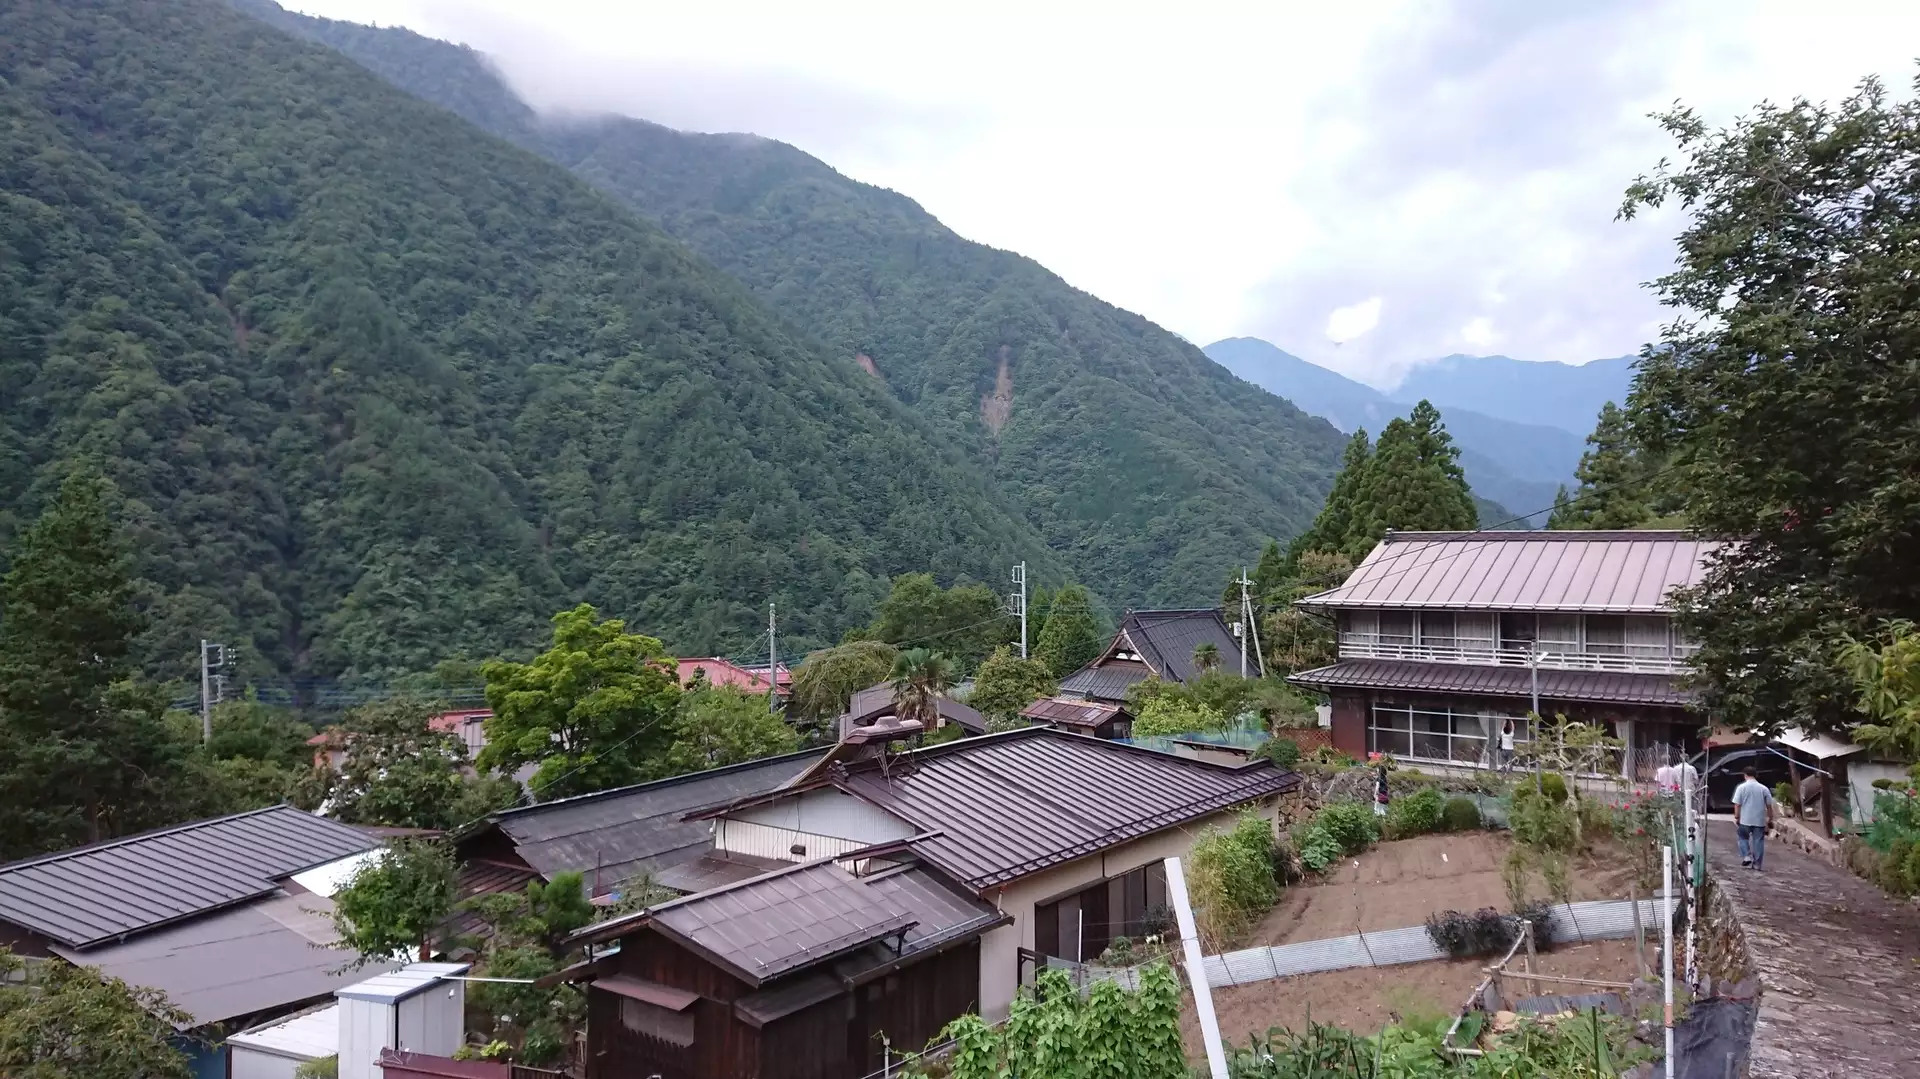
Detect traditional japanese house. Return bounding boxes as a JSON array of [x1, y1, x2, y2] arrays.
[[1057, 608, 1246, 705], [1287, 530, 1719, 778], [1019, 697, 1133, 739], [568, 854, 1002, 1079]]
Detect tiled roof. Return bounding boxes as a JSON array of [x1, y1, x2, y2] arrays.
[[1299, 530, 1721, 613], [1287, 658, 1692, 707], [0, 806, 377, 949], [1058, 660, 1153, 702], [677, 658, 790, 693], [1122, 609, 1243, 683], [838, 682, 985, 735], [470, 750, 826, 887], [1021, 697, 1127, 728], [836, 728, 1297, 890]]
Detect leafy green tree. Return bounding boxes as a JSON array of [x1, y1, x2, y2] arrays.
[[1261, 549, 1351, 674], [889, 648, 955, 730], [1132, 696, 1229, 737], [1344, 402, 1477, 554], [0, 948, 192, 1079], [663, 685, 801, 774], [480, 605, 682, 799], [1618, 76, 1920, 733], [789, 640, 898, 721], [0, 472, 185, 858], [967, 646, 1058, 727], [1841, 621, 1920, 761], [869, 574, 1012, 670], [1192, 642, 1222, 673], [322, 697, 472, 831], [1547, 403, 1686, 530], [1032, 584, 1104, 678], [330, 839, 457, 967], [1283, 430, 1372, 571], [454, 871, 596, 1065], [204, 700, 315, 770]]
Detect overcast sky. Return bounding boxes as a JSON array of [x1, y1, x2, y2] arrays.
[[289, 0, 1920, 387]]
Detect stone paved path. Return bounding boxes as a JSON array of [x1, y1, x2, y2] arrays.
[[1705, 819, 1920, 1078]]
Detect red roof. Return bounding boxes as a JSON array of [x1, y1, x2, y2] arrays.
[[676, 658, 791, 693], [429, 709, 491, 733]]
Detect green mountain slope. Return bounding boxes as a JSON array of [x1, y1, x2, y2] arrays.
[[0, 0, 1063, 682], [237, 2, 1347, 606]]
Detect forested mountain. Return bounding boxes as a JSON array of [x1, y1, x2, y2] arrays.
[[1205, 337, 1572, 520], [0, 0, 1068, 683], [1391, 354, 1638, 436], [236, 1, 1348, 607]]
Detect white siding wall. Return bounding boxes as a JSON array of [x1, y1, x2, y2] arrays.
[[395, 979, 463, 1054], [1850, 762, 1911, 824], [229, 1049, 304, 1079], [714, 820, 874, 862], [976, 802, 1275, 1020], [335, 997, 387, 1079], [717, 788, 913, 861]]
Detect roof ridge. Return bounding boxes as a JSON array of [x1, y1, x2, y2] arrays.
[[1381, 529, 1704, 542], [0, 804, 319, 875], [486, 747, 828, 821]]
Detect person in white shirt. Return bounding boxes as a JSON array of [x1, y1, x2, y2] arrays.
[[1497, 719, 1517, 772], [1731, 766, 1776, 870], [1653, 760, 1676, 793], [1673, 757, 1701, 800]]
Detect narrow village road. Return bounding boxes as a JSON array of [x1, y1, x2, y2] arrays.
[[1705, 820, 1920, 1078]]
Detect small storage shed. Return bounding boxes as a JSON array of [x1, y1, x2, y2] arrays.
[[336, 963, 471, 1079], [1019, 697, 1133, 740], [228, 1004, 338, 1079], [569, 856, 1004, 1079]]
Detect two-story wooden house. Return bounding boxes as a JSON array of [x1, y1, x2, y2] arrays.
[[1287, 530, 1719, 778]]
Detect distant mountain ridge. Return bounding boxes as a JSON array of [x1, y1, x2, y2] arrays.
[[1204, 338, 1602, 521], [237, 0, 1351, 608], [1391, 353, 1638, 437]]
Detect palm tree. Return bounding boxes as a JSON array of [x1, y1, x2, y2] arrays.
[[1193, 642, 1222, 673], [890, 648, 954, 730]]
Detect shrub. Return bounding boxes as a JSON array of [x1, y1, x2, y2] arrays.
[[1442, 796, 1482, 832], [1315, 801, 1380, 854], [1873, 777, 1896, 790], [1423, 907, 1518, 958], [1773, 781, 1795, 809], [1538, 849, 1572, 904], [1296, 824, 1342, 873], [1262, 736, 1302, 769], [1502, 846, 1532, 909], [1577, 797, 1615, 840], [1510, 785, 1578, 851], [1384, 787, 1444, 839], [1537, 772, 1569, 804], [1189, 814, 1279, 945]]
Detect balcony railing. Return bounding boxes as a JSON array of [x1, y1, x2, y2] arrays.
[[1337, 636, 1691, 675]]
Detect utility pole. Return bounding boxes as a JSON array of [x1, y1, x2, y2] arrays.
[[1238, 568, 1251, 678], [199, 639, 227, 744], [766, 602, 778, 713], [1009, 561, 1028, 658]]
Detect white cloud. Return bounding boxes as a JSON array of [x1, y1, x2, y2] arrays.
[[1459, 316, 1496, 349], [1325, 297, 1385, 345], [285, 0, 1920, 384]]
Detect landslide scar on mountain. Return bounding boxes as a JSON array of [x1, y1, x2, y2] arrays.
[[854, 352, 880, 378], [981, 345, 1013, 435]]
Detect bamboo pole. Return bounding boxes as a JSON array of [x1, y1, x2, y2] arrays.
[[1664, 845, 1675, 1079], [1631, 883, 1647, 977]]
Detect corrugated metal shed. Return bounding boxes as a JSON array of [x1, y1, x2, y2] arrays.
[[336, 962, 471, 1004], [1299, 530, 1720, 612], [837, 728, 1297, 890], [47, 893, 392, 1027], [228, 1002, 340, 1062], [1287, 657, 1691, 707], [0, 805, 377, 949], [471, 749, 826, 887]]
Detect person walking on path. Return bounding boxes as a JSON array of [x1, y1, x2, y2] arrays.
[[1733, 765, 1776, 870], [1374, 760, 1391, 818]]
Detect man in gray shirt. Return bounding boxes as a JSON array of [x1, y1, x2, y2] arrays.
[[1732, 766, 1775, 870]]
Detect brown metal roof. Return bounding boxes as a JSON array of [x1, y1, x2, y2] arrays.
[[834, 728, 1298, 890], [1021, 697, 1127, 728], [0, 805, 377, 949], [1120, 609, 1244, 682], [583, 861, 919, 986], [1057, 659, 1153, 702], [1299, 530, 1721, 613], [1287, 658, 1693, 707], [593, 974, 699, 1010]]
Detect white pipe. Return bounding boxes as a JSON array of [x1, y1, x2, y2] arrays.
[[1165, 857, 1228, 1079], [1663, 844, 1675, 1079], [1683, 780, 1697, 990]]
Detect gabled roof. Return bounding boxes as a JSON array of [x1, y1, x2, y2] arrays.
[[1287, 658, 1692, 708], [573, 856, 1004, 988], [463, 749, 826, 886], [46, 893, 390, 1028], [718, 727, 1298, 892], [1298, 530, 1721, 613], [1021, 697, 1128, 728], [0, 805, 377, 950], [677, 658, 790, 693], [1112, 608, 1243, 684], [1058, 660, 1154, 702], [838, 681, 986, 735]]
